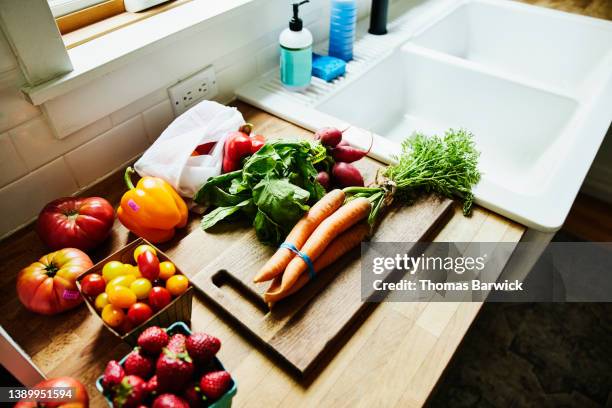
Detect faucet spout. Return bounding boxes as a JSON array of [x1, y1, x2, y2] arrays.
[[369, 0, 389, 35]]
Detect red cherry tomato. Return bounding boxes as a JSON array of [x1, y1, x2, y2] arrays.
[[250, 135, 265, 154], [127, 302, 153, 326], [81, 273, 106, 297], [149, 287, 172, 311], [137, 251, 160, 280]]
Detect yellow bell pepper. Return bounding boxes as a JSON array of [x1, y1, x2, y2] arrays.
[[117, 167, 188, 243]]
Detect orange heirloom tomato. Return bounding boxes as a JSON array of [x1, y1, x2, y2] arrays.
[[117, 167, 188, 243], [16, 248, 93, 315]]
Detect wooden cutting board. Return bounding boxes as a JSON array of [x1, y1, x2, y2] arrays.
[[190, 194, 453, 375]]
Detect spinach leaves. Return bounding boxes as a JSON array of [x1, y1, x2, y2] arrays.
[[194, 140, 328, 245]]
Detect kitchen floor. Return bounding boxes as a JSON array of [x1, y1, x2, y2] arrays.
[[426, 218, 612, 408]]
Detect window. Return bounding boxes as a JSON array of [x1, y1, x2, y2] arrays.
[[49, 0, 125, 34]]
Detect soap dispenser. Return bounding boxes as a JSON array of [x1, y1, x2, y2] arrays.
[[280, 0, 312, 91]]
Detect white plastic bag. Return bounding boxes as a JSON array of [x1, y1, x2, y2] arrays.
[[134, 100, 245, 198]]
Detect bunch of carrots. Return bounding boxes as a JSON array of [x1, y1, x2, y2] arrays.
[[254, 129, 482, 306], [254, 189, 372, 305]]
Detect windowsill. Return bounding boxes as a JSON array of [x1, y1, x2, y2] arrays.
[[62, 0, 194, 49], [22, 0, 255, 105]]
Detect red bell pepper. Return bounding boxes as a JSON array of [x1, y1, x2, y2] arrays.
[[222, 124, 254, 172]]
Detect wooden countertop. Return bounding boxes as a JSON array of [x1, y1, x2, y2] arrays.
[[0, 102, 524, 407]]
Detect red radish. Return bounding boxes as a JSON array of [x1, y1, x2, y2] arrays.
[[314, 127, 342, 147], [332, 145, 368, 163], [332, 135, 373, 163], [332, 162, 364, 187], [316, 171, 331, 191]]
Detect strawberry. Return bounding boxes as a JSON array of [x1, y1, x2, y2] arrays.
[[112, 375, 148, 408], [124, 349, 154, 379], [137, 326, 169, 355], [185, 332, 221, 364], [199, 371, 232, 401], [152, 393, 190, 408], [156, 348, 194, 392], [167, 333, 187, 353], [102, 360, 125, 391], [146, 375, 159, 394], [182, 382, 203, 408]]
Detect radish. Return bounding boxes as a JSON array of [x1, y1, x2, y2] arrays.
[[316, 171, 331, 191], [314, 127, 342, 147], [332, 145, 369, 163], [332, 162, 364, 187]]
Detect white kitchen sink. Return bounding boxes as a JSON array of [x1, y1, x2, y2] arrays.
[[237, 0, 612, 231]]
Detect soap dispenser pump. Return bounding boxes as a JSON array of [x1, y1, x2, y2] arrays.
[[279, 0, 313, 91]]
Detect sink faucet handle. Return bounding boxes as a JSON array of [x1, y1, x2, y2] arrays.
[[369, 0, 389, 35]]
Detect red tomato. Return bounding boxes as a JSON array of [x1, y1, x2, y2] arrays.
[[250, 134, 266, 154], [80, 273, 105, 297], [17, 249, 93, 315], [128, 302, 153, 325], [137, 251, 160, 280], [14, 376, 89, 408], [37, 197, 115, 251], [149, 287, 172, 311]]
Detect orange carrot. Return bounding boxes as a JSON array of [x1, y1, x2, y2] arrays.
[[273, 197, 371, 296], [253, 189, 345, 283], [264, 222, 370, 305]]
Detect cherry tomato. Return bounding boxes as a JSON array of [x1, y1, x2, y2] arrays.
[[166, 275, 189, 296], [125, 264, 141, 278], [133, 245, 157, 263], [107, 286, 137, 309], [94, 292, 109, 311], [158, 261, 176, 280], [149, 287, 172, 311], [108, 275, 136, 288], [102, 261, 127, 282], [81, 273, 106, 297], [101, 304, 125, 327], [127, 302, 153, 326], [137, 251, 160, 280], [130, 278, 152, 300]]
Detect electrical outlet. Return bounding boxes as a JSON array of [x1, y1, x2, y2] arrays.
[[168, 65, 218, 115]]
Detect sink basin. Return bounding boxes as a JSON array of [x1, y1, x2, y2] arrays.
[[411, 0, 612, 90], [237, 0, 612, 231]]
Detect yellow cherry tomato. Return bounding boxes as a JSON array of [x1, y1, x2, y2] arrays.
[[102, 261, 127, 282], [94, 293, 109, 312], [101, 304, 125, 327], [108, 274, 136, 288], [130, 278, 152, 300], [166, 274, 189, 296], [125, 264, 141, 278], [159, 261, 176, 280], [133, 245, 157, 263], [108, 286, 137, 308]]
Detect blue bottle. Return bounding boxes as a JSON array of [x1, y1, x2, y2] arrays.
[[329, 0, 357, 62]]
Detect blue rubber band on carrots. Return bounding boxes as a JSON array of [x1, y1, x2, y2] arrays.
[[280, 242, 316, 280]]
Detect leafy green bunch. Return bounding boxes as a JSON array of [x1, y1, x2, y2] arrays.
[[194, 140, 328, 245], [345, 128, 481, 224]]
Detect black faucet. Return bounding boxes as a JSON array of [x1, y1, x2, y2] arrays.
[[369, 0, 389, 35]]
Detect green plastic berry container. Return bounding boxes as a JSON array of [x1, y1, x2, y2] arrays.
[[96, 321, 237, 407]]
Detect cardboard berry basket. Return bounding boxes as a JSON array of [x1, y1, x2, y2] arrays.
[[77, 238, 193, 346], [96, 321, 237, 408]]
